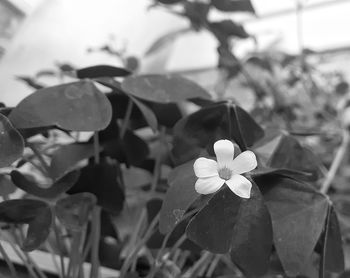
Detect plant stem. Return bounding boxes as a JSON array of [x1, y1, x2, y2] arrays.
[[28, 143, 51, 175], [93, 132, 100, 165], [120, 99, 134, 138], [119, 214, 160, 277], [321, 130, 349, 194], [90, 206, 101, 278], [53, 218, 67, 278], [183, 251, 212, 278], [0, 241, 18, 278]]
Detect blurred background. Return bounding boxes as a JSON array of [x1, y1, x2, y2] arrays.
[[0, 0, 349, 105]]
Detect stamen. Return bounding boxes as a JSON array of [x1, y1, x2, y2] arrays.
[[218, 167, 232, 180]]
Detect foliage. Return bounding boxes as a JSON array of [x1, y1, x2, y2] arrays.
[[0, 0, 349, 278]]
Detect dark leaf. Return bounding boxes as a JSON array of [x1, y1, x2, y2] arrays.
[[122, 74, 211, 103], [67, 160, 124, 214], [50, 143, 99, 180], [172, 102, 264, 163], [0, 199, 51, 251], [98, 79, 158, 131], [157, 0, 183, 4], [230, 184, 272, 276], [211, 0, 255, 13], [76, 65, 131, 78], [268, 135, 323, 180], [148, 102, 182, 128], [55, 193, 96, 231], [130, 97, 158, 131], [0, 114, 24, 168], [22, 207, 52, 252], [11, 170, 80, 199], [103, 129, 149, 166], [186, 186, 242, 253], [184, 2, 210, 30], [209, 20, 249, 42], [0, 174, 16, 196], [321, 206, 344, 274], [159, 160, 199, 234], [255, 173, 329, 276], [9, 80, 112, 131]]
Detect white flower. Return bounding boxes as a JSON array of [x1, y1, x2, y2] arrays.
[[193, 139, 257, 198]]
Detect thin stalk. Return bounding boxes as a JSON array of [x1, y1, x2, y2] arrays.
[[205, 255, 221, 277], [53, 218, 67, 278], [45, 242, 61, 278], [93, 132, 100, 165], [183, 252, 212, 278], [120, 99, 134, 138], [27, 143, 51, 175], [90, 206, 101, 278], [0, 241, 18, 278], [119, 214, 160, 277], [321, 130, 349, 194], [67, 231, 82, 278]]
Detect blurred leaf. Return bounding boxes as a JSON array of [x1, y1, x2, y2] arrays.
[[50, 143, 99, 180], [268, 135, 323, 181], [0, 199, 51, 251], [320, 206, 344, 274], [122, 74, 211, 103], [55, 193, 96, 231], [11, 170, 80, 199], [209, 20, 249, 41], [230, 184, 272, 276], [76, 65, 131, 78], [156, 0, 183, 4], [145, 28, 191, 56], [172, 102, 264, 163], [211, 0, 255, 13], [67, 160, 124, 214], [0, 114, 24, 168], [184, 2, 210, 30], [15, 76, 44, 90], [186, 186, 242, 253], [159, 160, 199, 234], [255, 173, 329, 276], [9, 81, 112, 131]]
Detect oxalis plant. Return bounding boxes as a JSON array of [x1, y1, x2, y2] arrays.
[[0, 66, 345, 278], [0, 1, 347, 278]]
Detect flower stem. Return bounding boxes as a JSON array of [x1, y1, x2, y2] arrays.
[[321, 130, 349, 194]]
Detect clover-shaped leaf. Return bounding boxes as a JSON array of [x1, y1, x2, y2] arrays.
[[9, 80, 112, 131], [11, 170, 80, 199], [255, 173, 329, 276], [67, 160, 124, 214], [0, 199, 52, 251], [55, 193, 96, 231], [172, 102, 264, 163], [159, 160, 199, 234]]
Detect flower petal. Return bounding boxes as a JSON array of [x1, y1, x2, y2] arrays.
[[195, 176, 225, 195], [193, 158, 218, 178], [226, 174, 252, 198], [229, 150, 257, 175], [214, 139, 234, 168]]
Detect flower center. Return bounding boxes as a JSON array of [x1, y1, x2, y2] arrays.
[[218, 167, 232, 180]]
